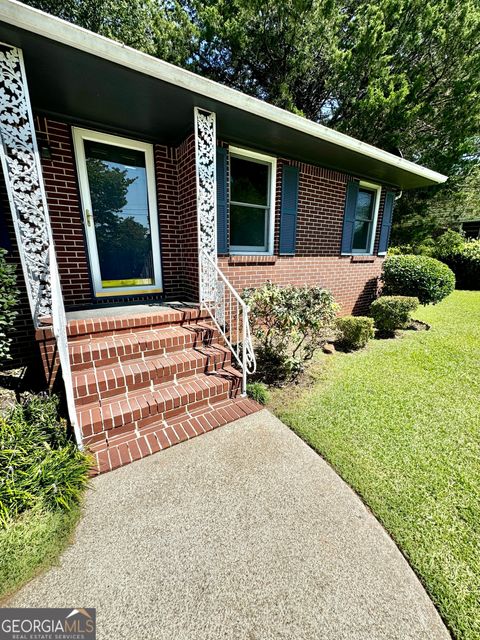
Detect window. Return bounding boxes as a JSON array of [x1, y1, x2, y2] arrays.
[[352, 187, 376, 252], [341, 180, 381, 255], [229, 147, 276, 254]]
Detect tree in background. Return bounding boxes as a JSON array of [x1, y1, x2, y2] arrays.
[[25, 0, 198, 65], [23, 0, 480, 242]]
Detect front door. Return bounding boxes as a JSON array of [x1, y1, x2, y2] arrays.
[[73, 128, 162, 297]]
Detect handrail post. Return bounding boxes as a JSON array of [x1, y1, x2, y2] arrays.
[[49, 245, 83, 450], [242, 307, 247, 395]]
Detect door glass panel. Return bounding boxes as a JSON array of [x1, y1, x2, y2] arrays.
[[230, 157, 269, 205], [84, 140, 154, 288], [230, 205, 266, 248]]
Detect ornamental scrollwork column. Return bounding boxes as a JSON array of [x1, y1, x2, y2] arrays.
[[0, 43, 53, 325], [194, 107, 217, 303]]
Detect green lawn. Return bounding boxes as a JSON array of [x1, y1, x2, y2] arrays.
[[0, 505, 81, 601], [270, 290, 480, 640]]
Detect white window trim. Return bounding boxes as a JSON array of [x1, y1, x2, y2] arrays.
[[341, 180, 382, 256], [228, 146, 276, 256], [72, 127, 163, 297]]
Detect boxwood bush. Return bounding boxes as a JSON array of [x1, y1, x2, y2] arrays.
[[370, 296, 419, 335], [382, 254, 455, 304], [335, 316, 374, 351]]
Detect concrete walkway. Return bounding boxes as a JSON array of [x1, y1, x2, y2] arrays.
[[7, 411, 450, 640]]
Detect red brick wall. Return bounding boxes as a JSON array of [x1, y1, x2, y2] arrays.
[[154, 143, 182, 297], [216, 153, 388, 315], [37, 118, 91, 307], [176, 135, 199, 300]]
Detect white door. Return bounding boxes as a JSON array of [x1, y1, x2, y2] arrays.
[[73, 127, 162, 297]]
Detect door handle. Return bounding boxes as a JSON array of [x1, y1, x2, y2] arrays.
[[85, 209, 93, 227]]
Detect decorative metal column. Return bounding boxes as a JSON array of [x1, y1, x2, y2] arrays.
[[194, 107, 217, 304], [0, 43, 52, 325], [0, 44, 83, 448]]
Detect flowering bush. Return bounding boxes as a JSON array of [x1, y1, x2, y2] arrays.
[[244, 283, 338, 384]]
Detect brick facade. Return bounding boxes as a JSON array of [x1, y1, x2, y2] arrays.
[[1, 115, 389, 369], [218, 155, 387, 315]]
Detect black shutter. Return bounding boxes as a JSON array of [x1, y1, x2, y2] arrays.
[[279, 165, 299, 255], [341, 181, 359, 254], [216, 147, 228, 254], [378, 191, 395, 254]]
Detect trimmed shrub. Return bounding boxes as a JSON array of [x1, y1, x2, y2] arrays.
[[335, 316, 374, 351], [244, 283, 339, 384], [246, 382, 270, 405], [370, 296, 419, 335], [382, 254, 455, 304], [0, 249, 19, 364]]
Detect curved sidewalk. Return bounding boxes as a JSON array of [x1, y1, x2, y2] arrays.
[[6, 410, 450, 639]]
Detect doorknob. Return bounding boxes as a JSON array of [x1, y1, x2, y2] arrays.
[[85, 209, 93, 227]]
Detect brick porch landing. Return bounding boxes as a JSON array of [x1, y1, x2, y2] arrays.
[[37, 306, 261, 474]]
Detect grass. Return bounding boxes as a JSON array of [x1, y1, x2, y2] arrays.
[[0, 504, 81, 601], [269, 290, 480, 640]]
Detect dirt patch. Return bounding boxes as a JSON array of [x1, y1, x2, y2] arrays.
[[406, 319, 431, 331]]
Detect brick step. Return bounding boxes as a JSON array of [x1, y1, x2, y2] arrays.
[[66, 306, 209, 339], [73, 344, 232, 406], [90, 396, 262, 474], [78, 367, 243, 443], [69, 323, 218, 372]]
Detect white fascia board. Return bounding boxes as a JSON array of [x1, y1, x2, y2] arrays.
[[0, 0, 448, 186]]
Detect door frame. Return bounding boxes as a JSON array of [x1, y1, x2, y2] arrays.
[[72, 127, 163, 297]]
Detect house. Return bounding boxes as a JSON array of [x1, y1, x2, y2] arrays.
[[0, 0, 447, 473]]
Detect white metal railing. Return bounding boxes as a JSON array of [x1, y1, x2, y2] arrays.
[[199, 249, 256, 394], [48, 243, 83, 449]]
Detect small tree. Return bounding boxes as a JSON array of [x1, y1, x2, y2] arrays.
[[244, 283, 338, 384], [0, 249, 19, 364]]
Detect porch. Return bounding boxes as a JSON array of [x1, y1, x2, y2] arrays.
[[0, 30, 258, 472]]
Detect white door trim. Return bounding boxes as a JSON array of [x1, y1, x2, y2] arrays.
[[72, 126, 163, 297]]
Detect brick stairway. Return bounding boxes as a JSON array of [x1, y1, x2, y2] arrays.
[[52, 307, 260, 474]]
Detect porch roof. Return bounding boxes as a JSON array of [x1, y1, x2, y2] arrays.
[[0, 0, 447, 190]]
